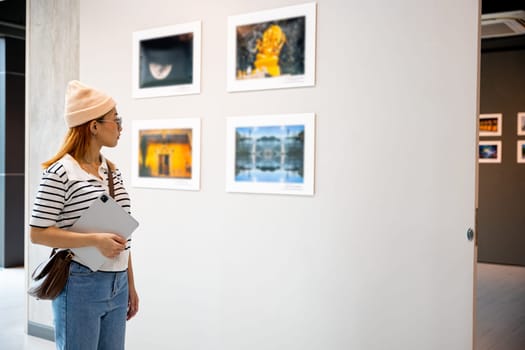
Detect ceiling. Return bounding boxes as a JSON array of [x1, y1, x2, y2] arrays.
[[0, 0, 523, 27], [0, 0, 25, 27], [482, 0, 524, 14]]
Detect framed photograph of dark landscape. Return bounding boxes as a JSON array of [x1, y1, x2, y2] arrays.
[[132, 22, 201, 98], [226, 113, 315, 195], [227, 2, 316, 92], [131, 119, 201, 190], [479, 141, 501, 164]]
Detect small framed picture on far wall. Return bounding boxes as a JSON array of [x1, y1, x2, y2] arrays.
[[517, 112, 525, 136], [479, 113, 502, 136], [479, 141, 501, 163], [517, 141, 525, 163]]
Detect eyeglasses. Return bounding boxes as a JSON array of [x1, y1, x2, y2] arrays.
[[98, 116, 122, 128]]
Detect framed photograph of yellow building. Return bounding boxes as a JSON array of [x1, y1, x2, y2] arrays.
[[227, 2, 316, 92], [131, 119, 201, 190]]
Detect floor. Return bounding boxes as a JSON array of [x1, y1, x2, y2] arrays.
[[476, 262, 525, 350], [0, 267, 55, 350], [1, 263, 524, 349]]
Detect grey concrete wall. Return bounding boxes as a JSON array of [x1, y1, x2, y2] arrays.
[[26, 0, 79, 333]]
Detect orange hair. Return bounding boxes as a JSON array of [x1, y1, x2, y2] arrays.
[[43, 108, 119, 170], [42, 124, 92, 168]]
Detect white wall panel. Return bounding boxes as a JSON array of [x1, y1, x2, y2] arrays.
[[27, 0, 479, 348]]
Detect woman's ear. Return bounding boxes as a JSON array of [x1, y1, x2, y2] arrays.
[[89, 120, 98, 135]]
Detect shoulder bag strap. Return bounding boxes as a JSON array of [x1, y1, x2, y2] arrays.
[[106, 160, 115, 199]]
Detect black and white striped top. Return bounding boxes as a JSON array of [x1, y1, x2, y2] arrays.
[[30, 153, 132, 271]]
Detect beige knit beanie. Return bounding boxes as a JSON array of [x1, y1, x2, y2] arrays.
[[64, 80, 116, 128]]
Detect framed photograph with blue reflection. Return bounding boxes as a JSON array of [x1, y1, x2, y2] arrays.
[[132, 21, 201, 98], [479, 140, 501, 164], [226, 113, 315, 195], [227, 2, 316, 92]]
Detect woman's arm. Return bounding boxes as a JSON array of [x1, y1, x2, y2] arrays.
[[30, 226, 126, 258], [127, 253, 139, 320]]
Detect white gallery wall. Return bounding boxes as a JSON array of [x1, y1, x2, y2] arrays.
[[27, 0, 480, 349]]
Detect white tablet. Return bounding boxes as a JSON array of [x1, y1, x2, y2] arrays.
[[70, 194, 139, 271]]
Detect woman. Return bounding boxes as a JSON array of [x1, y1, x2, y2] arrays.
[[30, 80, 139, 349]]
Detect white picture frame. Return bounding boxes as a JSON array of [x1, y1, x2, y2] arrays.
[[479, 113, 502, 137], [227, 2, 317, 92], [226, 113, 315, 195], [517, 140, 525, 163], [479, 140, 502, 164], [131, 118, 201, 190], [517, 112, 525, 136], [132, 21, 201, 98]]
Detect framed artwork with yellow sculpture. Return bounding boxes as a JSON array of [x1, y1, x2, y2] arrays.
[[227, 2, 317, 92], [131, 119, 201, 190]]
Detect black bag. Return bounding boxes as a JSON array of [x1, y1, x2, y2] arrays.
[[28, 249, 74, 300]]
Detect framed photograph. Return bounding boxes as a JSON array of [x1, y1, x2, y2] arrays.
[[132, 21, 201, 98], [479, 113, 502, 136], [131, 119, 201, 190], [517, 112, 525, 136], [226, 113, 315, 195], [227, 2, 316, 92], [479, 141, 502, 163], [517, 141, 525, 163]]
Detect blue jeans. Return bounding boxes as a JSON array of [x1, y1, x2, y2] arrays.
[[52, 261, 128, 350]]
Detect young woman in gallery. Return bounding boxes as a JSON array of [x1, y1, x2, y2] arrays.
[[30, 80, 139, 349]]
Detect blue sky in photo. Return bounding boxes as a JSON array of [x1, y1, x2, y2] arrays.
[[236, 125, 304, 138]]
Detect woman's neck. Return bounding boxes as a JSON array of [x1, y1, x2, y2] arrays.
[[81, 155, 101, 164], [81, 143, 102, 165], [80, 157, 102, 165]]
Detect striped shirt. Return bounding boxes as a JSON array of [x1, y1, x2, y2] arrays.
[[30, 153, 132, 271]]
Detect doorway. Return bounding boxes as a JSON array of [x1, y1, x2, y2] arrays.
[[477, 1, 525, 349], [0, 0, 25, 268]]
